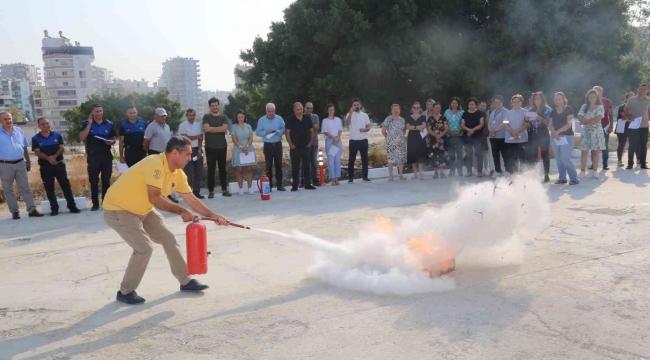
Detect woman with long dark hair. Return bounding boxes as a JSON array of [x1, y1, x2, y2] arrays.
[[322, 104, 344, 185], [444, 97, 464, 176], [548, 92, 578, 185], [577, 89, 607, 178], [461, 97, 485, 177], [231, 109, 255, 195], [525, 91, 552, 182]]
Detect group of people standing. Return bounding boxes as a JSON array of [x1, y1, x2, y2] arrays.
[[379, 83, 650, 185]]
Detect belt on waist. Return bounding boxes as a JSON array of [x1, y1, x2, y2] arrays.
[[125, 146, 145, 151], [0, 159, 24, 164], [264, 141, 282, 145]]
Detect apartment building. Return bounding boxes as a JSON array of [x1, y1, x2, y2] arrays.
[[159, 57, 202, 116]]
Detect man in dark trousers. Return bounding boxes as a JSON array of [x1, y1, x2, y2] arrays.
[[32, 117, 80, 216], [119, 105, 147, 167], [202, 98, 232, 198], [286, 102, 316, 192], [79, 103, 116, 211]]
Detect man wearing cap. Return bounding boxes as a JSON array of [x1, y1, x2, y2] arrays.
[[32, 117, 80, 216], [103, 135, 230, 305], [145, 107, 177, 203], [79, 103, 117, 211], [0, 111, 44, 219]]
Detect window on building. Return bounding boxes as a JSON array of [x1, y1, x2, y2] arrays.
[[59, 120, 70, 127], [63, 81, 69, 86], [79, 70, 86, 78], [57, 90, 76, 96], [34, 90, 41, 98], [36, 109, 43, 116], [35, 100, 42, 106], [58, 100, 77, 107], [59, 111, 67, 116], [81, 81, 87, 88], [61, 71, 68, 76]]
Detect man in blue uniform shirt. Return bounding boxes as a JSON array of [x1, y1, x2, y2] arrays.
[[32, 117, 80, 216], [119, 105, 147, 167], [79, 103, 117, 211], [0, 111, 44, 219]]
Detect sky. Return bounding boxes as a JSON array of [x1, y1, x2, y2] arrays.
[[0, 0, 294, 91]]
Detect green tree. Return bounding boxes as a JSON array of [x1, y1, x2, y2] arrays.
[[239, 0, 643, 119], [64, 90, 182, 142], [8, 105, 23, 122]]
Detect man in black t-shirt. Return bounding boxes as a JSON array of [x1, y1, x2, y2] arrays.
[[285, 102, 316, 191]]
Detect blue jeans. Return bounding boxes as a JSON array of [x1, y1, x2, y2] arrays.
[[447, 136, 464, 174], [550, 135, 577, 181], [325, 138, 342, 178]]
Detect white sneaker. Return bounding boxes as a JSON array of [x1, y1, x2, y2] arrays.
[[248, 188, 255, 195], [238, 188, 244, 196], [587, 170, 595, 178], [592, 172, 601, 179], [579, 171, 586, 178]]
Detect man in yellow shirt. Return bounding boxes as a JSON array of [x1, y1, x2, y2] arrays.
[[103, 135, 229, 305]]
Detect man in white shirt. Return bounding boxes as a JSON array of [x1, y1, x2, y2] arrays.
[[178, 109, 205, 198], [345, 98, 372, 183]]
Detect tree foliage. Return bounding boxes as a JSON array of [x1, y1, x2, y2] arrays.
[[8, 106, 23, 123], [239, 0, 643, 119], [64, 90, 182, 142]]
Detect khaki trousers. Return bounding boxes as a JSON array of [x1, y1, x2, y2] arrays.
[[0, 161, 36, 214], [104, 209, 191, 294]]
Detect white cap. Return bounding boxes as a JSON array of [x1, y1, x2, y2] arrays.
[[155, 108, 168, 116]]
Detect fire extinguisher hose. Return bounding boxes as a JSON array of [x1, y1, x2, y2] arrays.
[[201, 217, 251, 230]]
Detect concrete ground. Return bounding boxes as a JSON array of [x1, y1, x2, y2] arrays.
[[1, 156, 650, 360]]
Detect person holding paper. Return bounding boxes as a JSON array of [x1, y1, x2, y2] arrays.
[[615, 92, 635, 167], [322, 104, 344, 185], [382, 104, 407, 180], [577, 89, 607, 178], [32, 117, 81, 216], [178, 108, 204, 198], [588, 86, 613, 170], [79, 103, 117, 211], [525, 91, 552, 183], [286, 102, 316, 191], [426, 102, 449, 178], [548, 92, 578, 185], [405, 101, 428, 180], [256, 103, 286, 191], [504, 94, 528, 174], [461, 97, 485, 177], [623, 83, 650, 169], [231, 110, 256, 195], [444, 97, 464, 176], [487, 95, 508, 177]]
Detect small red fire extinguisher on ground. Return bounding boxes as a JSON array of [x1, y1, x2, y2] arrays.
[[186, 217, 208, 275], [257, 172, 271, 201]]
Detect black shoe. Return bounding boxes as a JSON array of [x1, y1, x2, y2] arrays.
[[168, 195, 179, 203], [569, 180, 579, 185], [543, 175, 550, 183], [277, 186, 286, 191], [51, 209, 59, 216], [305, 185, 316, 190], [222, 191, 232, 197], [642, 166, 649, 170], [299, 184, 305, 188], [91, 205, 100, 211], [116, 290, 145, 305], [69, 207, 81, 214], [194, 193, 205, 199], [28, 210, 44, 217], [603, 166, 610, 170], [180, 279, 209, 292], [348, 179, 353, 183], [362, 178, 371, 182], [626, 165, 634, 170], [554, 180, 568, 184], [588, 165, 593, 170], [313, 182, 321, 187], [12, 212, 20, 220], [291, 187, 298, 192], [208, 193, 214, 199]]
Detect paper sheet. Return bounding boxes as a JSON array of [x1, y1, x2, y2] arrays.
[[629, 117, 642, 130], [525, 112, 538, 120], [239, 152, 256, 164], [265, 131, 276, 139], [117, 162, 129, 174], [554, 137, 568, 146], [603, 122, 611, 132], [615, 120, 626, 134], [328, 145, 340, 156], [420, 128, 427, 139], [94, 135, 114, 142]]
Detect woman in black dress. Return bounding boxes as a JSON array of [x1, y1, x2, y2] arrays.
[[426, 102, 449, 178], [616, 92, 635, 167], [405, 101, 428, 180]]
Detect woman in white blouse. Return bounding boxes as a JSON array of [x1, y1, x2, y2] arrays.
[[322, 104, 344, 185], [577, 89, 607, 178]]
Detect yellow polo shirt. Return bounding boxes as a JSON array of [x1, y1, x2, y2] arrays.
[[103, 153, 192, 215]]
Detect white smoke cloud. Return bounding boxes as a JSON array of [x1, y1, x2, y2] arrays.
[[259, 172, 551, 296]]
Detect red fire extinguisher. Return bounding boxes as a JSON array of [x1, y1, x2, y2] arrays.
[[186, 218, 208, 275], [257, 172, 271, 201]]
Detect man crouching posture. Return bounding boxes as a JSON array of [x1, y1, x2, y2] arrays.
[[103, 135, 229, 305]]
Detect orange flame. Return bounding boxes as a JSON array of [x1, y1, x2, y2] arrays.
[[365, 216, 395, 234], [407, 232, 456, 278]]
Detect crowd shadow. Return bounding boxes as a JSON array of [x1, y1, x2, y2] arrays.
[[0, 292, 202, 359], [546, 172, 608, 203], [611, 167, 649, 188]]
